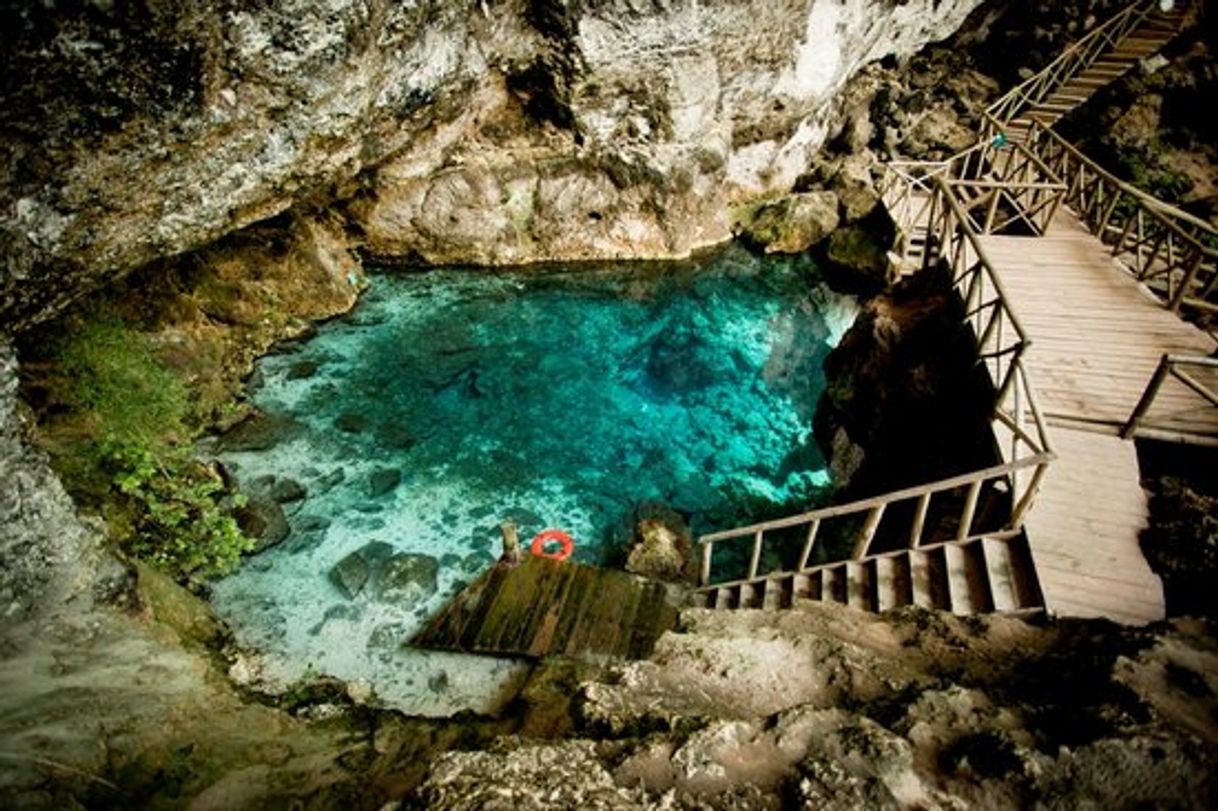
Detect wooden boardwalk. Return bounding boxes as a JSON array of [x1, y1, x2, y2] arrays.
[[978, 209, 1217, 624], [979, 211, 1218, 439], [1022, 428, 1164, 624]]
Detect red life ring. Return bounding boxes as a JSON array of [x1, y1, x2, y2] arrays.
[[530, 529, 575, 561]]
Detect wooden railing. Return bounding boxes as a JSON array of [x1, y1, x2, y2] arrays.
[[880, 134, 1066, 269], [986, 0, 1156, 125], [697, 176, 1055, 589], [1027, 121, 1218, 313], [1122, 354, 1218, 443]]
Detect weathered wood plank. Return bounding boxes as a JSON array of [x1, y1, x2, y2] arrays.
[[413, 555, 679, 660], [978, 209, 1218, 440]]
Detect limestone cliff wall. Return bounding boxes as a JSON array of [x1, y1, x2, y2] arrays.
[[1, 0, 980, 333]]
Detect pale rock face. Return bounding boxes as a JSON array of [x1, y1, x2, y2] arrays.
[[0, 0, 981, 331]]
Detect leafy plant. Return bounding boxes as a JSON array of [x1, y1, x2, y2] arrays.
[[102, 439, 253, 579], [39, 306, 253, 581]]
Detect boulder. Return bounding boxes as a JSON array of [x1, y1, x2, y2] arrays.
[[374, 552, 439, 608], [825, 224, 897, 296], [235, 496, 291, 553], [831, 155, 881, 223], [329, 551, 371, 600], [216, 412, 302, 453], [368, 467, 402, 497], [902, 110, 976, 159], [737, 192, 841, 254], [269, 477, 307, 503], [623, 501, 695, 583]]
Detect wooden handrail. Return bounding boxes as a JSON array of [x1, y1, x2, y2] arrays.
[[1030, 123, 1218, 237], [1121, 354, 1218, 440], [986, 0, 1158, 125], [699, 455, 1050, 544], [698, 171, 1056, 587], [1027, 120, 1218, 312]]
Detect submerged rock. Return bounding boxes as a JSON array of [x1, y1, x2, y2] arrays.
[[329, 551, 370, 600], [368, 467, 402, 497], [335, 412, 367, 434], [286, 359, 320, 380], [375, 552, 439, 608]]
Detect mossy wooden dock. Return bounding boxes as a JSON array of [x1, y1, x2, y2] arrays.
[[412, 555, 679, 660]]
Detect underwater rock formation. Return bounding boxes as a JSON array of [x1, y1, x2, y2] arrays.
[[0, 0, 982, 333]]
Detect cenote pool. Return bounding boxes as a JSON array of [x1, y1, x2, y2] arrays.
[[210, 244, 858, 715]]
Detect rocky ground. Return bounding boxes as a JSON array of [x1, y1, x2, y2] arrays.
[[420, 603, 1218, 809], [4, 1, 1218, 808]]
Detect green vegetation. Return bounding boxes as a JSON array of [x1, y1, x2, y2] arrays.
[[103, 440, 253, 578], [1113, 142, 1193, 205], [43, 308, 253, 581], [55, 310, 190, 444]]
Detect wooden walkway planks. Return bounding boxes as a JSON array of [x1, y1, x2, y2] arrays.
[[974, 209, 1214, 624], [412, 554, 679, 661], [1023, 428, 1164, 625], [978, 210, 1218, 439]]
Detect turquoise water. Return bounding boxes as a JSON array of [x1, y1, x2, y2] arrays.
[[210, 244, 856, 715]]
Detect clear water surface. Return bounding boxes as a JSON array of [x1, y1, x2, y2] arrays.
[[210, 244, 857, 715]]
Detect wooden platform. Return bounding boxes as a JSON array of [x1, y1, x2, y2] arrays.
[[974, 209, 1213, 624], [1023, 428, 1164, 624], [979, 211, 1218, 440], [412, 555, 679, 660]]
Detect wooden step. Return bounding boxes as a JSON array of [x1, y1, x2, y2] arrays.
[[845, 561, 870, 611], [808, 570, 824, 601], [760, 576, 783, 611], [910, 550, 937, 609], [828, 564, 848, 604], [965, 541, 996, 612], [1007, 536, 1045, 610], [739, 582, 759, 609], [714, 586, 736, 609], [873, 554, 911, 611], [791, 572, 813, 602], [980, 537, 1020, 612], [943, 544, 977, 614]]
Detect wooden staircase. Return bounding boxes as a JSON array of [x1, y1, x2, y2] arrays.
[[1001, 3, 1188, 143], [695, 0, 1195, 621], [691, 536, 1044, 616]]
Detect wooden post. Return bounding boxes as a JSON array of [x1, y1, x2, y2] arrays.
[[1009, 462, 1049, 528], [957, 479, 983, 542], [853, 504, 886, 559], [1122, 355, 1172, 438], [909, 492, 931, 548], [798, 519, 821, 570], [699, 541, 713, 586], [748, 530, 764, 580], [500, 522, 522, 566], [1169, 251, 1204, 314]]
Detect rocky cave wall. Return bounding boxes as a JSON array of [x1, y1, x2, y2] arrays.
[[1, 0, 982, 334]]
